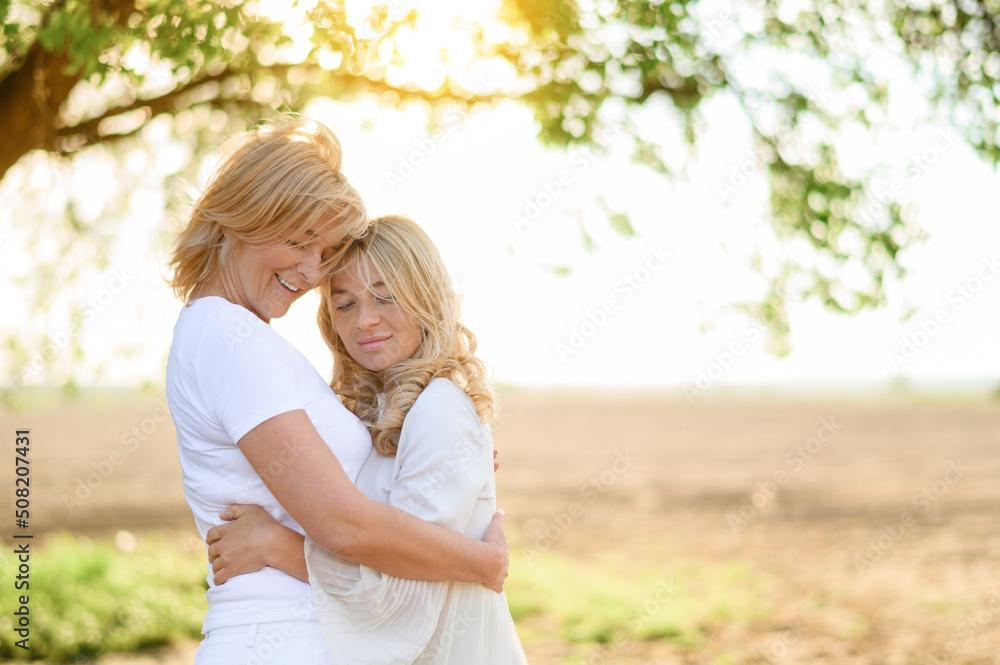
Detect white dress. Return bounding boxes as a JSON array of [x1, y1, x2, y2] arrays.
[[304, 378, 529, 664]]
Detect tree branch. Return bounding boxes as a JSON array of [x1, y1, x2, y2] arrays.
[[51, 64, 502, 157]]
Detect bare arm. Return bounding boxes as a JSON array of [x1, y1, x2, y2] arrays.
[[232, 409, 507, 588], [206, 451, 504, 585]]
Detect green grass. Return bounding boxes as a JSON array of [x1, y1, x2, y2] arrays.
[[0, 532, 207, 662], [0, 531, 776, 662], [505, 547, 775, 651]]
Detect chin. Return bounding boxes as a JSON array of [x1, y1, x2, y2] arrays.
[[268, 300, 295, 319]]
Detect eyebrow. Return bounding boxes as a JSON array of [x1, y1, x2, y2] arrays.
[[330, 281, 387, 296]]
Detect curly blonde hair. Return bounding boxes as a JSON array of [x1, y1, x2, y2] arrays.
[[167, 117, 367, 302], [318, 214, 497, 455]]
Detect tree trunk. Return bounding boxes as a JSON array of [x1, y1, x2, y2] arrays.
[[0, 42, 80, 181]]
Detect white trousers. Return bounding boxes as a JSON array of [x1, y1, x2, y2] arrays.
[[193, 620, 333, 665]]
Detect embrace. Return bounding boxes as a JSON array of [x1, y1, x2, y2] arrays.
[[164, 118, 528, 664]]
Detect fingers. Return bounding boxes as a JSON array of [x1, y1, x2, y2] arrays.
[[213, 564, 230, 585], [219, 503, 251, 521], [483, 510, 506, 545], [207, 541, 217, 563], [211, 551, 222, 573], [206, 524, 224, 546], [207, 505, 266, 587]]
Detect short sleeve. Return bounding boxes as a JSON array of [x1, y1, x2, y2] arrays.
[[193, 304, 305, 444], [389, 380, 490, 532]]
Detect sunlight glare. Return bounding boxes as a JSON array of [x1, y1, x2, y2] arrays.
[[342, 0, 508, 92]]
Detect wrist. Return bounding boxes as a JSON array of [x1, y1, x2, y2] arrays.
[[481, 540, 505, 585], [264, 522, 301, 569]]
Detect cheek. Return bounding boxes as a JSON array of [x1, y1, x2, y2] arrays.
[[404, 323, 422, 355], [332, 319, 348, 342]]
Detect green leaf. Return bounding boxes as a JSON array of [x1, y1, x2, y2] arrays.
[[596, 196, 636, 237]]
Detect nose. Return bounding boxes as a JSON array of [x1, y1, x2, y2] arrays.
[[297, 246, 324, 286], [356, 299, 380, 328]]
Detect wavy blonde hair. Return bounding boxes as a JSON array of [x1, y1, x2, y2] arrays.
[[167, 117, 367, 302], [318, 214, 497, 455]]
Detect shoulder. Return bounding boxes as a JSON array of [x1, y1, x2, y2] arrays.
[[397, 378, 488, 454], [408, 378, 478, 423], [174, 297, 285, 359]]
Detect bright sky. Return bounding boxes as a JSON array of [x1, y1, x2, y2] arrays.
[[2, 0, 998, 394]]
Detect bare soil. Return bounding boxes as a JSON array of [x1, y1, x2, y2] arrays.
[[3, 390, 1000, 664]]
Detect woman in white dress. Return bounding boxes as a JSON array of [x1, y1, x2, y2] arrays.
[[165, 119, 509, 664], [207, 214, 529, 664]]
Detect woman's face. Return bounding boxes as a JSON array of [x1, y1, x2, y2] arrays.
[[227, 215, 343, 322], [329, 259, 422, 373]]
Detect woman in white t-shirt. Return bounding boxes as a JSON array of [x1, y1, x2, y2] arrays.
[[165, 120, 509, 665], [206, 214, 529, 664]]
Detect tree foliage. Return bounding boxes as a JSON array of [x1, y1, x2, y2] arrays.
[[0, 0, 996, 389]]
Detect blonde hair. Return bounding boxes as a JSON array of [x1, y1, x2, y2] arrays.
[[318, 214, 497, 455], [167, 117, 368, 301]]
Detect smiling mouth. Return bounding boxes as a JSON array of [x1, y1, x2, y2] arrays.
[[276, 275, 300, 293]]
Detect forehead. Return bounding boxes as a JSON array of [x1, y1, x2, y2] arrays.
[[291, 210, 348, 246], [330, 257, 383, 291]]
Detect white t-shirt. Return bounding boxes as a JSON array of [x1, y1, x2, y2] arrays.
[[166, 296, 372, 633], [305, 378, 528, 664]]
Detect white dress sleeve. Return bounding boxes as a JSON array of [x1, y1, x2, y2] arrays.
[[304, 380, 493, 665]]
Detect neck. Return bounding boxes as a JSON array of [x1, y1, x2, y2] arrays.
[[191, 272, 268, 323]]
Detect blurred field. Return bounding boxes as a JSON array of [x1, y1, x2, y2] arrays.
[[2, 388, 1000, 664]]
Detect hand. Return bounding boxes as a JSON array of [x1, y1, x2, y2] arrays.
[[481, 509, 509, 594], [206, 504, 285, 585], [494, 448, 499, 472]]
